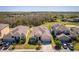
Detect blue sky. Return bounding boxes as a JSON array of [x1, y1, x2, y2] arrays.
[[0, 6, 79, 12]]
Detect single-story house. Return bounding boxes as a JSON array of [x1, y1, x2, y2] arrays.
[[11, 25, 29, 39], [2, 25, 29, 45], [3, 32, 21, 45], [29, 26, 51, 45], [70, 27, 79, 36]]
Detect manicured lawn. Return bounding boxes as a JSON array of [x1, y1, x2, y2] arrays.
[[25, 44, 38, 49], [74, 43, 79, 51]]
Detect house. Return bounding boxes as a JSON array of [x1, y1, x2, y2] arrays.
[[70, 27, 79, 35], [31, 27, 42, 37], [3, 31, 26, 46], [50, 18, 56, 22], [2, 25, 29, 45], [12, 25, 29, 39], [31, 26, 50, 37], [0, 24, 10, 39], [52, 24, 70, 37], [38, 25, 49, 33], [70, 27, 79, 38], [28, 26, 43, 45], [41, 33, 51, 45], [56, 34, 71, 43], [62, 18, 79, 22], [73, 18, 79, 22], [29, 26, 51, 45]]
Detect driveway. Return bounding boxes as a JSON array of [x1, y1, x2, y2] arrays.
[[40, 44, 53, 52]]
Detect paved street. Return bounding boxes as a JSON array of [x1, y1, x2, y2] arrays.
[[0, 44, 72, 52]]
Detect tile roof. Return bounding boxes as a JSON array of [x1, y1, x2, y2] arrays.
[[41, 33, 51, 40], [12, 25, 29, 35]]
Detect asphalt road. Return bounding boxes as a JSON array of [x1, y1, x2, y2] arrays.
[[0, 44, 72, 52]]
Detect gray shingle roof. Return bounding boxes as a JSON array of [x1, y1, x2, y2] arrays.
[[56, 34, 70, 40]]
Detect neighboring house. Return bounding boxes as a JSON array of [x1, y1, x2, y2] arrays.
[[31, 26, 50, 37], [31, 27, 42, 37], [51, 24, 73, 43], [12, 25, 29, 39], [50, 18, 56, 22], [41, 33, 51, 45], [73, 18, 79, 22], [62, 18, 79, 22], [38, 25, 49, 33], [70, 27, 79, 37], [2, 25, 29, 45], [3, 32, 21, 45], [52, 24, 70, 37], [29, 26, 51, 45], [56, 34, 71, 43], [70, 27, 79, 35], [0, 24, 10, 39]]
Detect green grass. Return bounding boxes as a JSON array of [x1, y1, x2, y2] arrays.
[[74, 43, 79, 51], [25, 44, 38, 49], [43, 21, 79, 29]]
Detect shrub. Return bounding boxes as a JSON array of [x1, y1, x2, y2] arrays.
[[36, 45, 41, 50], [54, 40, 61, 50]]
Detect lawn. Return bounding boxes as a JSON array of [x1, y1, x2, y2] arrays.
[[74, 43, 79, 51]]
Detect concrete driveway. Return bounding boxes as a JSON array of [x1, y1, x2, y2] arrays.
[[40, 44, 53, 52]]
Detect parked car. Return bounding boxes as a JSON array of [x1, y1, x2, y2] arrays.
[[0, 46, 3, 50], [3, 42, 10, 50], [67, 43, 74, 51], [3, 45, 10, 50], [62, 43, 67, 49]]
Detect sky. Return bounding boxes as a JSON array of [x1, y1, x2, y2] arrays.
[[0, 6, 79, 12]]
